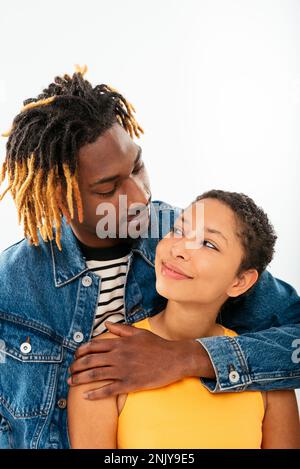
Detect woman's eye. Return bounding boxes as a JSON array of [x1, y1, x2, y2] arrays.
[[171, 226, 184, 236], [203, 240, 217, 250]]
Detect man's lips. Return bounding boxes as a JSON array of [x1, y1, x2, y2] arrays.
[[161, 261, 193, 280]]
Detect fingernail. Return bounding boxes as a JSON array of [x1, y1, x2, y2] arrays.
[[67, 377, 72, 384], [83, 392, 90, 399]]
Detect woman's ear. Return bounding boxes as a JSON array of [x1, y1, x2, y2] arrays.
[[226, 269, 259, 298]]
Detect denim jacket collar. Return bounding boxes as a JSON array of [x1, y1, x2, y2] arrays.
[[50, 202, 160, 288]]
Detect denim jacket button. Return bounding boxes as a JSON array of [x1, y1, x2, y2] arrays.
[[229, 370, 240, 384], [82, 276, 92, 287], [57, 398, 67, 409], [73, 331, 84, 343], [20, 342, 31, 354]]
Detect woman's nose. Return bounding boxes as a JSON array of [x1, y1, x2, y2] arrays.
[[170, 240, 190, 261]]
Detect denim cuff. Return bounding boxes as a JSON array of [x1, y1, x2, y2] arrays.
[[196, 335, 252, 393]]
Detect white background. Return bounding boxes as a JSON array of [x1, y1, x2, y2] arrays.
[[0, 1, 299, 407]]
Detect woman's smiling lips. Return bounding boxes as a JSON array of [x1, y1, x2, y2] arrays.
[[161, 261, 194, 280]]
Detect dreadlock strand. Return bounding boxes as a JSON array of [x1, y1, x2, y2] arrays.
[[26, 199, 39, 246], [62, 164, 74, 219], [1, 127, 13, 138], [0, 160, 7, 188], [47, 167, 63, 250], [9, 162, 19, 199], [16, 153, 35, 213], [42, 183, 54, 242], [21, 96, 56, 113], [22, 201, 30, 239], [32, 169, 44, 229], [74, 64, 88, 76], [0, 184, 13, 202], [14, 161, 28, 205], [55, 184, 71, 224], [39, 224, 48, 242], [72, 173, 84, 223]]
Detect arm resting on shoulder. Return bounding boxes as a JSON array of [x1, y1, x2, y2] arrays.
[[196, 271, 300, 392]]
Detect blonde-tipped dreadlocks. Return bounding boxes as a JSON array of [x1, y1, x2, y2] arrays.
[[0, 65, 143, 251]]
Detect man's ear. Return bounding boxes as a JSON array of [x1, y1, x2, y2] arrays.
[[226, 269, 259, 298]]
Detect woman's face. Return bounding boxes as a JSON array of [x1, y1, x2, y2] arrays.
[[155, 198, 256, 306]]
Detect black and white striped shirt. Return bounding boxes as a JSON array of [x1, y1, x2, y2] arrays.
[[76, 238, 131, 337], [88, 254, 130, 336]]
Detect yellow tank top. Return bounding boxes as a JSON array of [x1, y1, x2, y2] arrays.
[[117, 317, 265, 449]]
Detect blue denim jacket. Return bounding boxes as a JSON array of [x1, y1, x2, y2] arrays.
[[0, 200, 299, 448]]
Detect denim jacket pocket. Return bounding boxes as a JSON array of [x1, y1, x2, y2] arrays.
[[0, 315, 63, 419]]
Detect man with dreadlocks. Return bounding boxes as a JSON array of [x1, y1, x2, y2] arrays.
[[0, 66, 299, 448]]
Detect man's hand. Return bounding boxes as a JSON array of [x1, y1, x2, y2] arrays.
[[67, 321, 215, 400]]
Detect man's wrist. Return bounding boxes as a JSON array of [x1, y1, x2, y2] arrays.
[[181, 339, 216, 379]]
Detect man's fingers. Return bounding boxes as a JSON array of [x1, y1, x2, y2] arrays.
[[68, 367, 118, 386], [104, 321, 138, 337], [83, 381, 123, 400], [69, 352, 111, 374], [74, 338, 114, 358]]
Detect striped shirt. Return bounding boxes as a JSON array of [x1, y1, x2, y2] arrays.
[[76, 238, 131, 337], [88, 254, 130, 337]]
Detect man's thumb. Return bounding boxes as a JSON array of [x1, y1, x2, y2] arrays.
[[104, 321, 137, 337]]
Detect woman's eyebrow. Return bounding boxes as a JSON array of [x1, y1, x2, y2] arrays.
[[205, 227, 228, 245], [89, 146, 142, 187], [178, 215, 228, 245]]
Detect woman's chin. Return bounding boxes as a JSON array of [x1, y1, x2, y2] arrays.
[[156, 279, 185, 302]]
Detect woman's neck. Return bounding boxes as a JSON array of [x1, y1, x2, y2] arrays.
[[149, 299, 225, 341]]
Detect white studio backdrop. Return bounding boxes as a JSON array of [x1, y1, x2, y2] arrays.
[[0, 0, 299, 406]]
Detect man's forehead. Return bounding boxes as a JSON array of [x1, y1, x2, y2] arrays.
[[78, 134, 139, 174], [78, 145, 141, 187]]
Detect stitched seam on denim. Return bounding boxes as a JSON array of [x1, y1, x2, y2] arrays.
[[50, 239, 89, 287], [50, 239, 58, 286], [68, 278, 83, 342], [0, 350, 62, 363], [227, 337, 252, 385], [0, 396, 48, 419], [55, 269, 90, 288], [131, 249, 155, 268], [128, 310, 149, 323], [35, 362, 59, 448], [0, 311, 64, 349], [1, 361, 58, 421], [196, 339, 220, 392], [248, 373, 300, 380], [249, 376, 300, 382], [123, 253, 134, 323], [231, 337, 252, 384], [88, 273, 102, 341], [217, 374, 300, 391]]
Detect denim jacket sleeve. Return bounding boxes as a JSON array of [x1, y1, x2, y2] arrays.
[[197, 270, 300, 392]]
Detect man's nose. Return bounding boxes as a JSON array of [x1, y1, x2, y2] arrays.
[[125, 177, 151, 207]]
